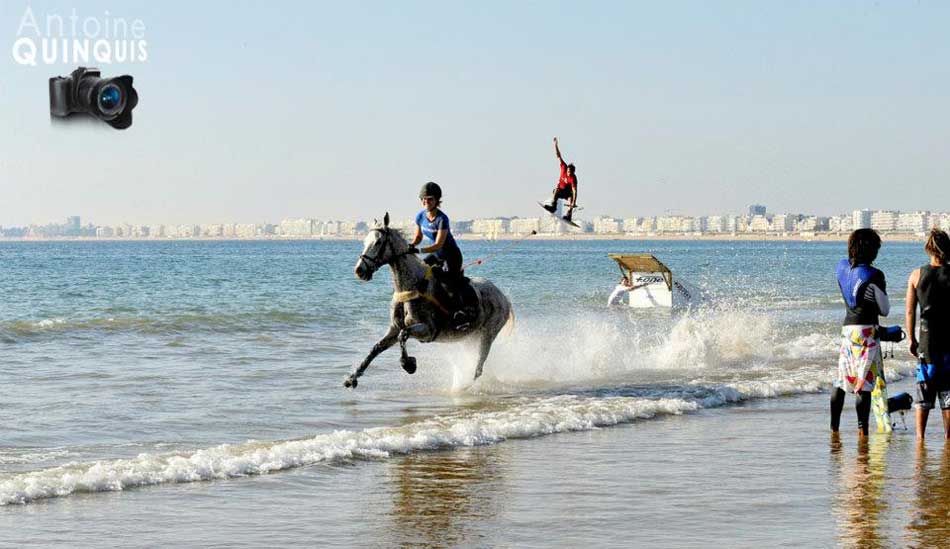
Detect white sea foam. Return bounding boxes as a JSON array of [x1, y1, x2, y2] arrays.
[[3, 306, 915, 505], [0, 395, 698, 505], [428, 308, 839, 390], [0, 448, 75, 466], [34, 317, 68, 329], [2, 355, 918, 505]]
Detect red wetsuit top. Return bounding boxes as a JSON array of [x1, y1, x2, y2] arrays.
[[558, 160, 577, 190]]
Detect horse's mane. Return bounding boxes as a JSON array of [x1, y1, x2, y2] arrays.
[[371, 224, 406, 243]]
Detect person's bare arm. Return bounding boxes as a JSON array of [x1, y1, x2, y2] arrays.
[[906, 268, 920, 357], [554, 136, 563, 162], [411, 226, 423, 247]]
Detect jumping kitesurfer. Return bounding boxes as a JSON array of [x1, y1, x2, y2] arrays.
[[542, 136, 578, 222], [905, 228, 950, 440], [831, 229, 890, 438]]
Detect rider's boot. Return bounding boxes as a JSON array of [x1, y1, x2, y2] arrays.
[[451, 281, 476, 331]]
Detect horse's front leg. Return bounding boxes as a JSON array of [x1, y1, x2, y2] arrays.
[[397, 320, 439, 374], [398, 328, 416, 374], [345, 324, 400, 388]]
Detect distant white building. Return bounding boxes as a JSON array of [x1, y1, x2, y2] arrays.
[[593, 216, 622, 234], [897, 211, 929, 234], [177, 224, 200, 238], [201, 224, 223, 238], [852, 209, 872, 230], [472, 218, 510, 236], [622, 217, 642, 233], [279, 218, 315, 237], [796, 216, 828, 232], [509, 217, 541, 235], [338, 221, 363, 236], [870, 210, 898, 232], [933, 213, 950, 231], [829, 215, 852, 233], [321, 221, 340, 236], [734, 216, 750, 233], [656, 215, 694, 233], [771, 214, 796, 233], [234, 224, 260, 238], [748, 215, 771, 233]]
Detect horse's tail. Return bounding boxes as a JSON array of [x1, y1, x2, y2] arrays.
[[502, 308, 515, 337]]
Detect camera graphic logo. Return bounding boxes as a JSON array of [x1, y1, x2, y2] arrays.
[[49, 67, 139, 129]]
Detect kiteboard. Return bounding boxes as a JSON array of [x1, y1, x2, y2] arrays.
[[537, 201, 580, 228]]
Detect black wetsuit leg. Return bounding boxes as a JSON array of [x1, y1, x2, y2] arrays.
[[830, 388, 845, 432], [855, 391, 871, 436]]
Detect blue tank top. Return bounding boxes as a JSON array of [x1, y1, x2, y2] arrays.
[[415, 209, 459, 259]]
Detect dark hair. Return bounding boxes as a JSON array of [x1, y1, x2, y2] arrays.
[[847, 228, 881, 266], [925, 228, 950, 264], [567, 163, 576, 172]]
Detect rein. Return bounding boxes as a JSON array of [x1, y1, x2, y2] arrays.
[[359, 228, 414, 271]]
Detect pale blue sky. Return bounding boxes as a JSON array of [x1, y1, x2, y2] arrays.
[[1, 1, 948, 226]]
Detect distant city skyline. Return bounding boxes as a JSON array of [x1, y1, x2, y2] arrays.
[[4, 206, 948, 239], [2, 2, 949, 226]]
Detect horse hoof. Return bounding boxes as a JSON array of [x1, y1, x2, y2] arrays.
[[344, 376, 358, 389], [401, 356, 417, 374]]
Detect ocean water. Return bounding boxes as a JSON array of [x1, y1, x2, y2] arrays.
[[0, 238, 944, 546]]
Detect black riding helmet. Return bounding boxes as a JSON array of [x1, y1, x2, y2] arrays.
[[419, 181, 442, 200]]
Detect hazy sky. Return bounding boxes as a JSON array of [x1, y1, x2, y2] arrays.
[[2, 1, 948, 226]]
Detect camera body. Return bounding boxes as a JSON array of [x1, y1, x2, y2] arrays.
[[49, 67, 138, 129]]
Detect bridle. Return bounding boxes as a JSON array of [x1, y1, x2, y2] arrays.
[[358, 228, 413, 273]]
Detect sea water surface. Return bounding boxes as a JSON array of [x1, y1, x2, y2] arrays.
[[0, 239, 945, 547]]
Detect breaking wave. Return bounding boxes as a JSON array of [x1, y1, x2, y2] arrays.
[[0, 352, 916, 506]]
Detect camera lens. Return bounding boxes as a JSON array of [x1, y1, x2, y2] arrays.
[[50, 68, 138, 129], [98, 84, 124, 115]]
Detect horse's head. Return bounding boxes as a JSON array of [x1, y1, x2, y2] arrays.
[[354, 212, 410, 281]]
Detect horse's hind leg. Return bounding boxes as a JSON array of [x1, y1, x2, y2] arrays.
[[345, 324, 399, 388], [474, 332, 496, 380]]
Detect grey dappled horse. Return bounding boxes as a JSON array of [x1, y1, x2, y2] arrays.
[[347, 213, 513, 388]]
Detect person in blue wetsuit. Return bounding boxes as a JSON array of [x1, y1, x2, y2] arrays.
[[831, 229, 890, 438], [905, 228, 950, 440], [409, 181, 473, 328]]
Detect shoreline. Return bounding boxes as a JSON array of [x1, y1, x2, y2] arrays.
[[0, 232, 929, 243]]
